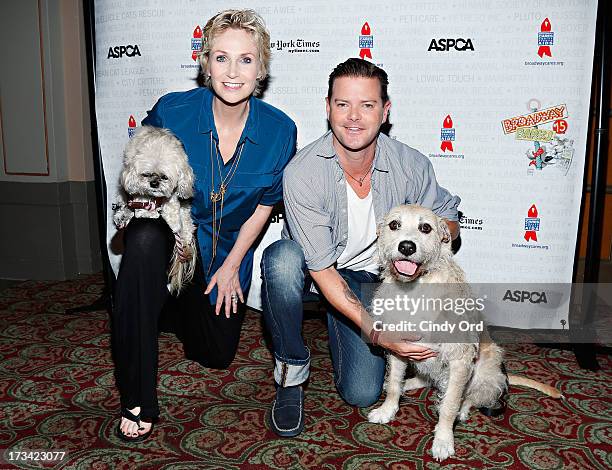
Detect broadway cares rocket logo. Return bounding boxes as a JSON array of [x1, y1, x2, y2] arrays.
[[128, 115, 137, 138], [524, 204, 540, 241], [359, 22, 373, 60], [191, 25, 203, 61], [440, 115, 455, 152], [537, 18, 554, 58]]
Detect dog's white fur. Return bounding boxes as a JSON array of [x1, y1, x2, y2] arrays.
[[113, 126, 196, 294], [367, 204, 561, 462]]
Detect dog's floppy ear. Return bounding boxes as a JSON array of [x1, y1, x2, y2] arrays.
[[438, 217, 451, 244], [120, 156, 141, 195], [176, 158, 194, 199], [376, 220, 385, 237]]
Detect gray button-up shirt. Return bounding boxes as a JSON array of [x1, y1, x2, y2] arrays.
[[281, 130, 461, 271]]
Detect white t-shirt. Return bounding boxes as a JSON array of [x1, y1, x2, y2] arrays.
[[336, 184, 379, 274]]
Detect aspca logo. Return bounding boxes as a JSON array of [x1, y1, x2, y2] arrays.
[[503, 290, 548, 304], [537, 18, 554, 58], [128, 115, 137, 138], [359, 22, 373, 59], [107, 45, 141, 59], [428, 38, 474, 52]]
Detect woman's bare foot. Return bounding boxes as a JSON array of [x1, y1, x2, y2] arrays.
[[119, 407, 152, 439]]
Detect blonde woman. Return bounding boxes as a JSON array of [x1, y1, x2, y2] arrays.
[[113, 9, 296, 441]]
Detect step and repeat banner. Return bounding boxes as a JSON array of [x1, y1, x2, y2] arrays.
[[94, 0, 598, 329]]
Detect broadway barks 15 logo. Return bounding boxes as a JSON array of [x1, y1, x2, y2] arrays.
[[501, 103, 574, 175]]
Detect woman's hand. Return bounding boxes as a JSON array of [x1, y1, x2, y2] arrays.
[[203, 205, 273, 318], [205, 262, 244, 318]]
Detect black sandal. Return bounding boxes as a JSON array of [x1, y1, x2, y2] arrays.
[[116, 408, 154, 442]]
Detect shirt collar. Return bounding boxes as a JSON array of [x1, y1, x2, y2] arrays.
[[197, 88, 260, 144], [315, 130, 390, 177]]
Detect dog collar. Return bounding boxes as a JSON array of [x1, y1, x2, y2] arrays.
[[127, 197, 166, 211]]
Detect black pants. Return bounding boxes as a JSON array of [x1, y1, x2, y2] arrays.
[[112, 218, 245, 420]]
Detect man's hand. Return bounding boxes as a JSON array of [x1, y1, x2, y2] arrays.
[[377, 334, 438, 361]]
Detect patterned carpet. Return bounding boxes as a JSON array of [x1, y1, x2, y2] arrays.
[[0, 274, 610, 469]]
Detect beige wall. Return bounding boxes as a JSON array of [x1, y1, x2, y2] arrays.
[[0, 0, 100, 280], [62, 0, 94, 181], [0, 0, 93, 183]]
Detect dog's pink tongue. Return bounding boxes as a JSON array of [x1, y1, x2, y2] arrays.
[[394, 260, 418, 276]]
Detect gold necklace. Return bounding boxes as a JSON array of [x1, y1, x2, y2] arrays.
[[208, 133, 245, 273]]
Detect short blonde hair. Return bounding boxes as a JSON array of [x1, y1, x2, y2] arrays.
[[198, 9, 271, 96]]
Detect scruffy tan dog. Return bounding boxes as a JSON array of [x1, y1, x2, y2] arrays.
[[113, 126, 196, 294], [367, 204, 562, 462]]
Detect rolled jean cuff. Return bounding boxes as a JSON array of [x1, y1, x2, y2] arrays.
[[274, 349, 310, 387]]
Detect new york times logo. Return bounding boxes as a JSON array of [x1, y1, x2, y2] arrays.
[[271, 39, 320, 54]]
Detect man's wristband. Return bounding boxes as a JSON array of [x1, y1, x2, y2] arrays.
[[369, 327, 381, 346]]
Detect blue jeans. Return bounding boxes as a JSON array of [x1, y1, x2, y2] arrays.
[[261, 239, 385, 407]]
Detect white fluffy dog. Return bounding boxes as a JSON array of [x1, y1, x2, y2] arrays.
[[367, 204, 562, 462], [113, 126, 196, 294]]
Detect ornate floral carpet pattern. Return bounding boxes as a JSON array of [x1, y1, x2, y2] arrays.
[[0, 274, 610, 469]]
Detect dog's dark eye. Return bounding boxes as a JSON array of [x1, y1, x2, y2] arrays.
[[389, 220, 401, 231], [419, 223, 432, 234], [141, 172, 151, 178], [160, 175, 168, 180]]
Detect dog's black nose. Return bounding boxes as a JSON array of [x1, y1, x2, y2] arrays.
[[398, 240, 416, 257], [150, 179, 160, 188]]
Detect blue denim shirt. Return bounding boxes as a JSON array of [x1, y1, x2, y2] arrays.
[[143, 87, 297, 303]]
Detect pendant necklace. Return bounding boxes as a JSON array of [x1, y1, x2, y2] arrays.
[[341, 159, 374, 187], [208, 132, 245, 273]]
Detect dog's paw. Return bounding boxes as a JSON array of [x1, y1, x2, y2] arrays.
[[458, 404, 471, 422], [367, 405, 398, 424], [431, 434, 455, 462]]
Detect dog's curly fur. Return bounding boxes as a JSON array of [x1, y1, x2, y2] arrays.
[[367, 204, 561, 462], [113, 126, 197, 294]]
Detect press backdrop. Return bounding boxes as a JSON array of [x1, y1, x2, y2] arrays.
[[94, 0, 598, 328]]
